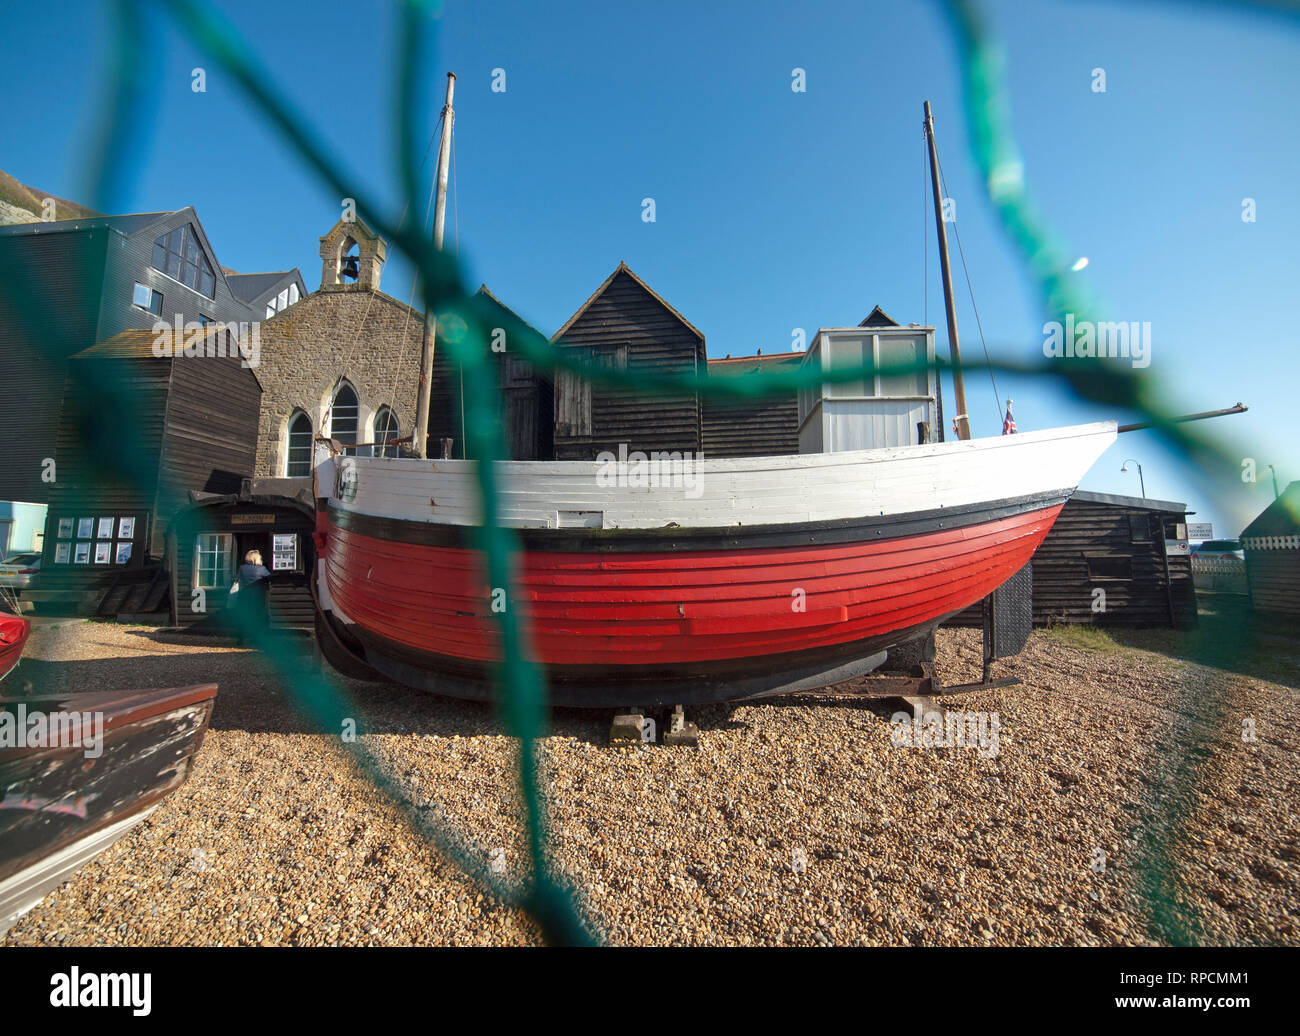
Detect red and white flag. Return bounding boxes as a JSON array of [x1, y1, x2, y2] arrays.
[[1001, 399, 1017, 435]]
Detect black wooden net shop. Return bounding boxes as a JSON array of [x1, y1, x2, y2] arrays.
[[28, 327, 261, 618], [947, 489, 1198, 629], [1241, 481, 1300, 621], [166, 479, 316, 632]]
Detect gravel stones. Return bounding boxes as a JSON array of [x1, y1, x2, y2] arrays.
[[3, 620, 1296, 946]]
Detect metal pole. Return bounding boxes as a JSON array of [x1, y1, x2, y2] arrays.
[[1122, 459, 1145, 498], [1268, 464, 1280, 499], [414, 72, 456, 459], [1116, 402, 1247, 433], [923, 101, 970, 441]]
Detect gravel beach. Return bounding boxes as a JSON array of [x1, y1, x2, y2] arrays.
[[4, 610, 1297, 947]]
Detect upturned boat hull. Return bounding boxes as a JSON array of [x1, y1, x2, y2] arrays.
[[314, 422, 1116, 706], [0, 684, 217, 932]]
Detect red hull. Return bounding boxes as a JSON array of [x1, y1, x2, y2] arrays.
[[0, 614, 30, 683], [322, 503, 1062, 679]]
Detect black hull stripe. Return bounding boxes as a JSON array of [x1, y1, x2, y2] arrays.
[[327, 489, 1072, 553], [343, 611, 954, 708]]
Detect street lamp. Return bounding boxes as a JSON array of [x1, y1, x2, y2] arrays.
[[1266, 464, 1280, 499], [1121, 459, 1146, 498]]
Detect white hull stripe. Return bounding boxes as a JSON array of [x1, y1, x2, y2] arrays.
[[319, 421, 1118, 532]]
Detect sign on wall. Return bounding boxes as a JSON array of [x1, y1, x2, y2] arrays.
[[1187, 522, 1214, 540], [272, 533, 298, 571]]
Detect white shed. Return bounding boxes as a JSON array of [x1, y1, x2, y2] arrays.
[[796, 313, 939, 454]]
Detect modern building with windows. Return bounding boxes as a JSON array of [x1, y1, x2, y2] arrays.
[[0, 207, 301, 562]]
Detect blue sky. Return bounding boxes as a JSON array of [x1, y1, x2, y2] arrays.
[[2, 0, 1295, 535]]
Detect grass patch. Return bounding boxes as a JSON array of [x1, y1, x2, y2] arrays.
[[1040, 624, 1125, 655], [1040, 596, 1299, 690]]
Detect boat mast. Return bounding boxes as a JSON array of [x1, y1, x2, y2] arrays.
[[923, 101, 971, 441], [414, 72, 456, 459]]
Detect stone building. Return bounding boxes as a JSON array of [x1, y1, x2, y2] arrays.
[[252, 216, 425, 478]]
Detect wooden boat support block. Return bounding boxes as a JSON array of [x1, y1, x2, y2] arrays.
[[896, 694, 943, 723], [609, 712, 647, 744], [662, 705, 700, 748]]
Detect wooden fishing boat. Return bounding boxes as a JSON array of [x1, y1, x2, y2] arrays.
[[308, 88, 1120, 707], [0, 612, 30, 683], [0, 683, 217, 934], [312, 422, 1116, 705]]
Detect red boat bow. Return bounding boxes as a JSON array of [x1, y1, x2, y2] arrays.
[[0, 613, 30, 683]]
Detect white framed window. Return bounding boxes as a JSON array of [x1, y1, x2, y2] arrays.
[[329, 383, 360, 455], [194, 533, 233, 590], [285, 410, 314, 477], [371, 406, 399, 458], [132, 282, 162, 316]]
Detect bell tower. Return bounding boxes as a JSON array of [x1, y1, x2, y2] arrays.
[[319, 215, 387, 291]]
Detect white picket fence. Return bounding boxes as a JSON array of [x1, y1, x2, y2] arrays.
[[1242, 535, 1300, 551], [1191, 556, 1248, 593]]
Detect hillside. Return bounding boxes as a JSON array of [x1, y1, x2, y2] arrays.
[[0, 169, 100, 225]]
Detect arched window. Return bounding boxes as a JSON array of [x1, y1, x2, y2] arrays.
[[329, 383, 360, 455], [372, 407, 399, 458], [285, 411, 313, 477]]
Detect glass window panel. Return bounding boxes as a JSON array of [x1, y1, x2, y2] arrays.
[[277, 288, 289, 309], [152, 242, 167, 270], [827, 337, 868, 397], [372, 408, 399, 458], [169, 228, 184, 252], [286, 412, 314, 477], [194, 533, 233, 590], [149, 290, 163, 316], [877, 336, 927, 397], [288, 283, 299, 304], [330, 386, 360, 454], [132, 282, 152, 308], [166, 252, 181, 278]]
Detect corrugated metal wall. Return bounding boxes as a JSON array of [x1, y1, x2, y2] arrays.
[[0, 229, 109, 504]]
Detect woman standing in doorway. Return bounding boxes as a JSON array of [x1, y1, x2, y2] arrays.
[[234, 549, 271, 647]]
